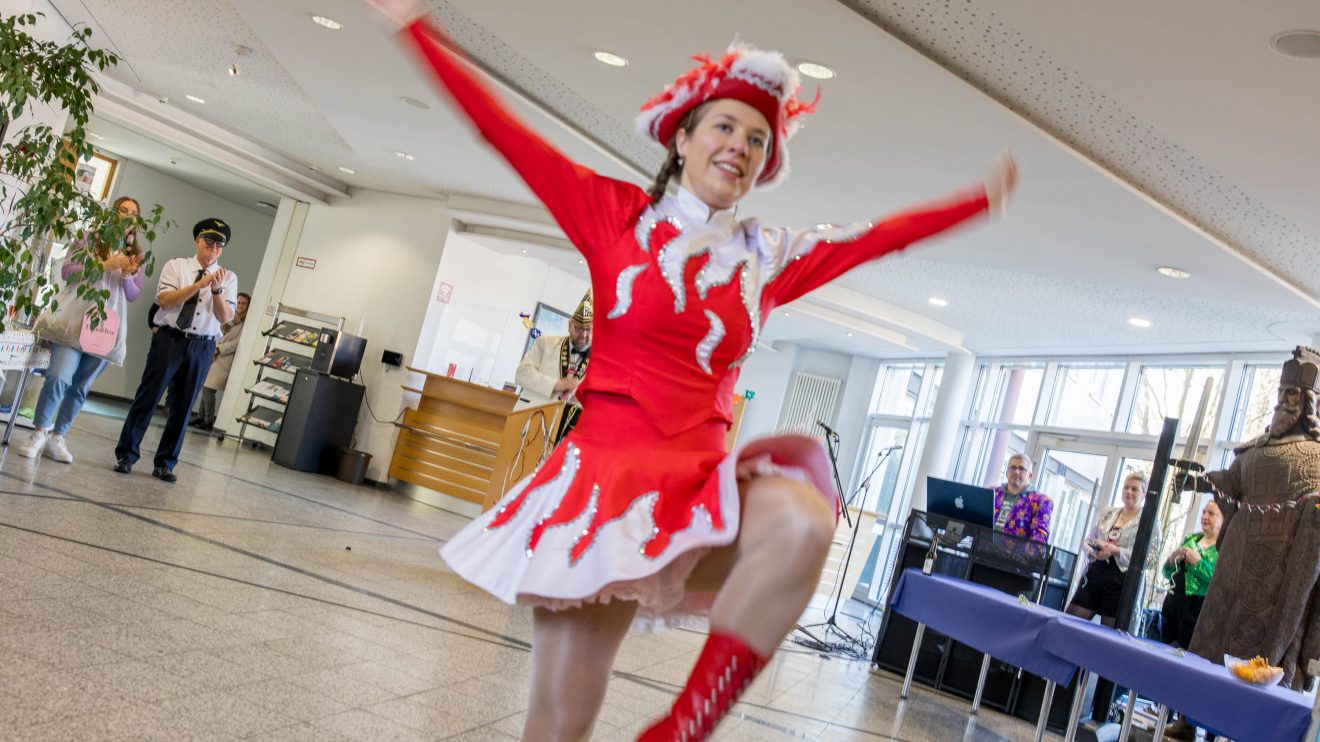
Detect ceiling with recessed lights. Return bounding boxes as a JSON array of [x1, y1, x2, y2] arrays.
[[45, 0, 1320, 357]]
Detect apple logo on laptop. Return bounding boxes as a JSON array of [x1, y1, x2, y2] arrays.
[[954, 495, 965, 510]]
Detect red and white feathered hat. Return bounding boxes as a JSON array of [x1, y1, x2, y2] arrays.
[[636, 41, 818, 188]]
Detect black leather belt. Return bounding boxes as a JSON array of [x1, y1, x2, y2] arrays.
[[159, 326, 216, 341]]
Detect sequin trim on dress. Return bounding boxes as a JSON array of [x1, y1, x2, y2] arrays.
[[608, 263, 649, 320], [695, 310, 725, 375]]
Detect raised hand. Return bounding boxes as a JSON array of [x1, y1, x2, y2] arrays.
[[360, 0, 423, 28], [985, 153, 1018, 213]]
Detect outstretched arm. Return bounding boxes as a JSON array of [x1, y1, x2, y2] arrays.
[[390, 12, 644, 254], [765, 157, 1015, 306]]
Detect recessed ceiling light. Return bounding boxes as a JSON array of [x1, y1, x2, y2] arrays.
[[1129, 317, 1153, 328], [520, 249, 527, 254], [577, 259, 584, 264], [1271, 30, 1320, 59], [400, 96, 431, 110], [337, 166, 356, 174], [783, 311, 790, 317], [797, 62, 835, 80], [394, 150, 416, 161], [593, 51, 628, 67], [256, 200, 277, 209], [1156, 266, 1191, 279], [846, 332, 853, 337], [311, 15, 342, 30], [928, 297, 949, 307], [184, 94, 205, 104], [88, 133, 112, 142]]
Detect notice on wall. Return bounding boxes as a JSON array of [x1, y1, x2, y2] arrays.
[[436, 281, 454, 304], [295, 256, 317, 270]]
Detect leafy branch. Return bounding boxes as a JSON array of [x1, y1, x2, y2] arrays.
[[0, 12, 170, 332]]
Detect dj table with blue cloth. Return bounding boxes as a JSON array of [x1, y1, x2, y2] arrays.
[[1039, 614, 1313, 742], [889, 568, 1076, 685], [886, 569, 1320, 742]]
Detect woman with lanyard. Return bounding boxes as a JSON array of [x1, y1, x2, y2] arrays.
[[1067, 471, 1149, 627], [367, 2, 1017, 738]]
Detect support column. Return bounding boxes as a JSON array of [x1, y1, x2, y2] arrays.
[[909, 350, 974, 512]]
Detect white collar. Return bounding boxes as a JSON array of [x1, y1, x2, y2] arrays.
[[671, 186, 738, 230]]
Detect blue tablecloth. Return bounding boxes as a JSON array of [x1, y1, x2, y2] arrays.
[[1039, 614, 1312, 742], [889, 569, 1078, 685]]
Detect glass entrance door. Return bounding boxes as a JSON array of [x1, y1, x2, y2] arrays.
[[1035, 447, 1110, 551], [1032, 442, 1156, 553]]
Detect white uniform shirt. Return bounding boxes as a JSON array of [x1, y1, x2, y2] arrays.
[[154, 256, 238, 338]]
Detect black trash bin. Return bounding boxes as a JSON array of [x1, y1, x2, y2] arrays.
[[336, 448, 372, 485]]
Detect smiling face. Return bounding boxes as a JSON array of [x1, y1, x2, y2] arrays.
[[675, 99, 771, 212], [194, 236, 224, 267], [1121, 476, 1145, 509], [1200, 500, 1222, 536]]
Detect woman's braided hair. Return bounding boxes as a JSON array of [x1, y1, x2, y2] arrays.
[[645, 103, 712, 206]]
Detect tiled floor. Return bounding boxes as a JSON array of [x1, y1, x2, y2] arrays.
[[0, 404, 1059, 741]]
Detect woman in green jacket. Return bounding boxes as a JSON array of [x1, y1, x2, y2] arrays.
[[1161, 500, 1222, 649]]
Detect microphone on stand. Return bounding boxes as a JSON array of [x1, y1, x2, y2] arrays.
[[816, 420, 837, 437]]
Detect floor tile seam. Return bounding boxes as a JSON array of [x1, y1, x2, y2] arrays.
[[0, 514, 531, 656], [455, 708, 531, 740], [0, 488, 443, 543], [610, 667, 911, 740], [69, 422, 459, 536]]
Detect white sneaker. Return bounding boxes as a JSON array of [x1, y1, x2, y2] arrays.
[[44, 434, 73, 464], [14, 429, 49, 459]]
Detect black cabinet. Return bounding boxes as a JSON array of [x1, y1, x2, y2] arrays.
[[273, 370, 365, 474]]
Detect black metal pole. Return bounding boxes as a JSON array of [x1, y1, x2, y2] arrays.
[[1091, 416, 1178, 724], [1116, 416, 1178, 631]]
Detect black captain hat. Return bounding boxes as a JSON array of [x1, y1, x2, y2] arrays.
[[193, 218, 231, 245]]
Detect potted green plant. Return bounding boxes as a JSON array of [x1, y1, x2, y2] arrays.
[[0, 11, 169, 333]]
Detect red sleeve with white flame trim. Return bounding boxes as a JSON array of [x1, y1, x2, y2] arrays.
[[401, 19, 645, 256], [764, 188, 989, 307]]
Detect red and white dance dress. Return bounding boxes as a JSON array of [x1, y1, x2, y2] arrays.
[[401, 19, 991, 625]]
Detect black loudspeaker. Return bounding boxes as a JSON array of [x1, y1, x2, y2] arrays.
[[1014, 669, 1080, 733], [940, 643, 1016, 711], [938, 563, 1036, 710]]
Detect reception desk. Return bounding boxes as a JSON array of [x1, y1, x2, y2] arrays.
[[389, 369, 562, 510]]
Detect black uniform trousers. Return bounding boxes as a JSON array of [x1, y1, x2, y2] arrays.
[[115, 326, 215, 470]]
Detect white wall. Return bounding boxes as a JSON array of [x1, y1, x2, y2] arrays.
[[734, 342, 799, 444], [274, 188, 453, 481], [416, 232, 589, 390], [91, 159, 275, 398], [736, 343, 880, 497]]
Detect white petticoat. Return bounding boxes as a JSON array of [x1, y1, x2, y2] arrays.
[[438, 435, 832, 630]]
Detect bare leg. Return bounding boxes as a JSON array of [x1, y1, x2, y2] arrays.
[[638, 475, 837, 740], [522, 599, 637, 742], [689, 474, 837, 654], [1066, 604, 1096, 621]]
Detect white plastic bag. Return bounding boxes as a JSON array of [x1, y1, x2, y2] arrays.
[[34, 269, 129, 366]]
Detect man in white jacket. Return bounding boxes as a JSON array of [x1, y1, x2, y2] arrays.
[[515, 292, 591, 410]]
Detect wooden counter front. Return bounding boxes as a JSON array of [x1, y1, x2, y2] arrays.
[[388, 368, 563, 510]]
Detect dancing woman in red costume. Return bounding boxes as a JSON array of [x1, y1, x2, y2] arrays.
[[367, 2, 1016, 739]]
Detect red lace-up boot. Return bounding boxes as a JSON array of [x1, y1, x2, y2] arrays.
[[636, 631, 770, 741]]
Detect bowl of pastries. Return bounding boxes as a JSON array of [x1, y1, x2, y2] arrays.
[[1225, 655, 1284, 686]]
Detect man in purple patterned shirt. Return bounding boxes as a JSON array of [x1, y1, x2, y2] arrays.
[[992, 453, 1053, 543]]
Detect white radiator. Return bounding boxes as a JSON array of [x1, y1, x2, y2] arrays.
[[779, 372, 842, 435]]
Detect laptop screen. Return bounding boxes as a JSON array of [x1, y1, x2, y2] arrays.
[[926, 477, 996, 528]]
